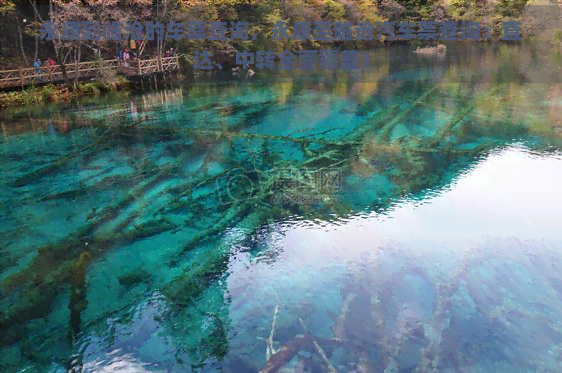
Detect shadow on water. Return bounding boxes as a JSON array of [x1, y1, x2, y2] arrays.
[[1, 43, 562, 372]]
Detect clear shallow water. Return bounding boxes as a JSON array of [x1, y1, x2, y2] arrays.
[[2, 64, 562, 373]]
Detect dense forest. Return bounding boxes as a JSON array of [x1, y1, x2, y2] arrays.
[[0, 0, 542, 75]]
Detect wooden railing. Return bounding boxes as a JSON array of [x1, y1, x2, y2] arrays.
[[0, 56, 179, 89]]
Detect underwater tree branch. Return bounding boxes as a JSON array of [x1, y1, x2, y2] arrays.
[[298, 317, 338, 373], [258, 334, 310, 373]]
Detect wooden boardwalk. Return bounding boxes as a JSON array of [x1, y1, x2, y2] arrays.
[[0, 56, 179, 89]]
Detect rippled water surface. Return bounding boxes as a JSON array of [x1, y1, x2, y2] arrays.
[[2, 50, 562, 373]]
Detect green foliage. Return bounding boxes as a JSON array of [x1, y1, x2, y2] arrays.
[[41, 84, 57, 102], [553, 29, 562, 44], [495, 0, 528, 18], [553, 50, 562, 65], [0, 1, 15, 15], [0, 0, 540, 100], [0, 78, 130, 108], [397, 0, 436, 21], [323, 0, 346, 20], [78, 82, 101, 97], [446, 0, 478, 20]]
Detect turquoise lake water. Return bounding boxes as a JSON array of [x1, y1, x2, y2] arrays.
[[2, 50, 562, 372]]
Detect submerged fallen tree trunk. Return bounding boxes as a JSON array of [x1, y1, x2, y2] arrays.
[[258, 334, 310, 373], [299, 317, 339, 373], [376, 85, 440, 143], [0, 218, 175, 337], [163, 210, 262, 311], [5, 82, 555, 369]]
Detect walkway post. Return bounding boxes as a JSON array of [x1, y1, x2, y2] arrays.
[[18, 67, 23, 90]]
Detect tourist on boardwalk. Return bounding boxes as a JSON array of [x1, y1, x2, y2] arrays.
[[33, 58, 42, 73], [123, 50, 130, 67], [33, 59, 44, 82], [47, 57, 56, 81], [165, 49, 171, 58], [130, 39, 137, 57]]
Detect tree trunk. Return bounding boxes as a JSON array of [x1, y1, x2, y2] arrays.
[[33, 0, 38, 61], [74, 42, 82, 87], [45, 0, 70, 86], [157, 39, 162, 71], [30, 0, 70, 86], [28, 0, 42, 61], [16, 18, 29, 66], [156, 0, 163, 71], [55, 46, 70, 86]]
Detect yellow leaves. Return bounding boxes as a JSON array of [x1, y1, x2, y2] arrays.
[[0, 0, 15, 14], [275, 80, 293, 105], [24, 21, 45, 38], [350, 52, 390, 104], [469, 83, 552, 128], [362, 139, 402, 156], [352, 139, 404, 177], [180, 0, 260, 6], [547, 84, 562, 102], [84, 0, 120, 7], [352, 64, 390, 104], [178, 0, 205, 7], [265, 8, 286, 26], [325, 0, 346, 20], [441, 0, 474, 21], [528, 114, 555, 136], [546, 84, 562, 134], [333, 72, 348, 97], [473, 91, 505, 121], [353, 82, 378, 105], [554, 29, 562, 44], [286, 0, 307, 22], [357, 0, 386, 24], [439, 66, 463, 93], [505, 83, 530, 122], [524, 84, 562, 137], [351, 156, 377, 177]]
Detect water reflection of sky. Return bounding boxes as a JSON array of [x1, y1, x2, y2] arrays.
[[371, 146, 562, 245], [250, 145, 562, 272], [221, 145, 562, 373], [64, 143, 562, 373], [14, 141, 562, 372], [226, 148, 556, 321]]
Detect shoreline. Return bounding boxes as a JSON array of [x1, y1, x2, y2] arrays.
[[0, 39, 559, 111], [0, 73, 183, 110]]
